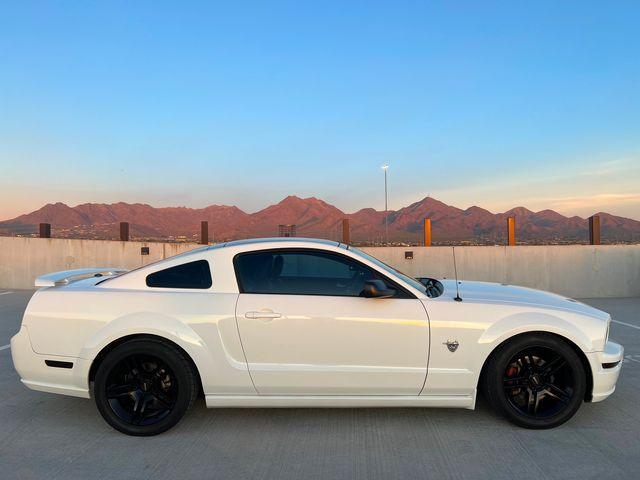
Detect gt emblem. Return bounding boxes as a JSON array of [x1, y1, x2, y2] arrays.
[[443, 340, 459, 352]]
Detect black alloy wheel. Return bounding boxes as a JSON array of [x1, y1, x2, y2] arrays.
[[105, 353, 176, 426], [484, 333, 586, 429], [94, 338, 197, 436], [503, 347, 575, 417]]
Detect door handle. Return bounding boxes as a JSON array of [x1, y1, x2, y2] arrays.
[[245, 311, 282, 320]]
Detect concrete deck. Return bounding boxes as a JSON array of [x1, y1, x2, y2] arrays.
[[0, 290, 638, 480]]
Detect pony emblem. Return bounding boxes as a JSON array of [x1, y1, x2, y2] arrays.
[[444, 340, 459, 352]]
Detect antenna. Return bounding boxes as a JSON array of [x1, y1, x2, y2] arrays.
[[452, 247, 462, 302]]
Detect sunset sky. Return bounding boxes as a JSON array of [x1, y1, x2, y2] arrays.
[[1, 1, 639, 220]]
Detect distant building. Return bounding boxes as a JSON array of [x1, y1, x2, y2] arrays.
[[278, 224, 296, 237]]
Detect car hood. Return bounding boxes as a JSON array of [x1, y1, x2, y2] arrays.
[[440, 279, 609, 321]]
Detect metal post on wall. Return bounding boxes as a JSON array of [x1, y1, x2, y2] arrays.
[[200, 221, 209, 245], [381, 164, 389, 244], [342, 218, 350, 245], [119, 222, 129, 242], [423, 218, 431, 247], [589, 215, 601, 245], [507, 217, 516, 246], [39, 223, 51, 238]]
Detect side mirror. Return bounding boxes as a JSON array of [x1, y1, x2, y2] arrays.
[[362, 279, 396, 298]]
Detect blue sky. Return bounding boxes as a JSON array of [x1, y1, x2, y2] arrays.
[[1, 1, 639, 219]]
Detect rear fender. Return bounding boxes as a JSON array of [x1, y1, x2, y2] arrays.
[[80, 312, 250, 395]]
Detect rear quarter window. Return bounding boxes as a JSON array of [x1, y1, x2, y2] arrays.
[[146, 260, 212, 289]]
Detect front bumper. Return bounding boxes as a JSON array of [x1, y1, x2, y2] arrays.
[[586, 340, 624, 403], [11, 325, 90, 398]]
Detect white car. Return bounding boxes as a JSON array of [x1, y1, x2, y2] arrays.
[[11, 238, 623, 435]]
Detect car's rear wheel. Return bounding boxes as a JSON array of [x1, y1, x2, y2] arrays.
[[484, 333, 586, 429], [94, 338, 197, 436]]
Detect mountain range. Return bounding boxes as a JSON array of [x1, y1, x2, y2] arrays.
[[1, 196, 639, 245]]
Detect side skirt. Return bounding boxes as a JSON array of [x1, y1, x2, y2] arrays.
[[205, 393, 476, 409]]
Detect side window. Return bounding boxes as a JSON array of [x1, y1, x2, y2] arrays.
[[146, 260, 212, 289], [234, 249, 406, 297]]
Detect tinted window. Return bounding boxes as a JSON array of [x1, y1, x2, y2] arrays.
[[146, 260, 212, 289], [234, 249, 407, 297], [349, 246, 427, 294]]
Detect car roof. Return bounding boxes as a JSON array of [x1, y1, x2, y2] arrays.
[[213, 237, 342, 249]]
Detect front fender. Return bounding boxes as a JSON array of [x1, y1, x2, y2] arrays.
[[478, 311, 595, 353], [422, 299, 605, 399]]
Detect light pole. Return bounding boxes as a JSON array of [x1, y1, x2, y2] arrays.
[[381, 164, 389, 245]]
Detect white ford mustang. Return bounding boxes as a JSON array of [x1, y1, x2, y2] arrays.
[[11, 238, 623, 435]]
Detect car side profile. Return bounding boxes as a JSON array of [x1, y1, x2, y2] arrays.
[[11, 238, 623, 435]]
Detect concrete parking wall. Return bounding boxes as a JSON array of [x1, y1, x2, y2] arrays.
[[0, 237, 197, 290], [363, 245, 640, 298], [0, 237, 639, 297]]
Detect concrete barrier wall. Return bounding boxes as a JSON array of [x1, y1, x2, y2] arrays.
[[361, 245, 640, 298], [0, 237, 638, 297], [0, 237, 197, 290]]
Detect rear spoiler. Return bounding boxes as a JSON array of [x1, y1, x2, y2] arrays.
[[35, 268, 128, 287]]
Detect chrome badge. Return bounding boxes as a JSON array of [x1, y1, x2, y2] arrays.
[[444, 340, 459, 352]]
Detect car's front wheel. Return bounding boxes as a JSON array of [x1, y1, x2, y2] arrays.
[[94, 338, 198, 436], [484, 333, 587, 429]]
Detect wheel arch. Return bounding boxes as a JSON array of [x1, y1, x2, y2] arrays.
[[477, 331, 594, 402], [88, 333, 203, 396]]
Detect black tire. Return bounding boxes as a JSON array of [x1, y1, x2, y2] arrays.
[[94, 338, 197, 436], [484, 333, 586, 429]]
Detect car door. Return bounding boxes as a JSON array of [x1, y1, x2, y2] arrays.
[[234, 248, 429, 395]]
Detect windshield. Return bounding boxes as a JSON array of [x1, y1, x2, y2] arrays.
[[348, 246, 426, 294]]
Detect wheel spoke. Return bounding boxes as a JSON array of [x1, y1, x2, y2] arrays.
[[525, 354, 534, 367], [130, 393, 148, 425], [542, 356, 567, 376], [532, 390, 542, 414], [526, 388, 536, 413], [503, 376, 528, 388], [152, 390, 173, 409], [546, 384, 571, 405], [106, 383, 137, 399], [124, 357, 136, 375]]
